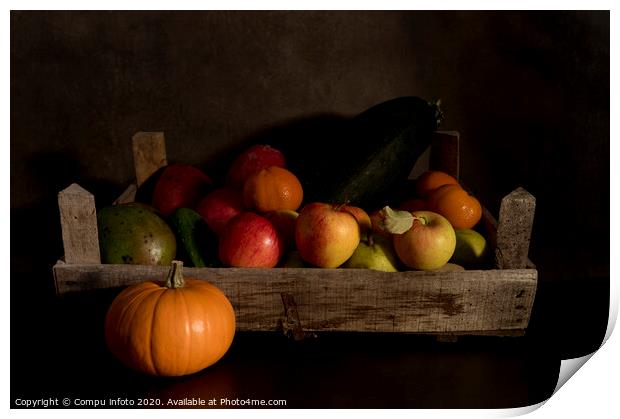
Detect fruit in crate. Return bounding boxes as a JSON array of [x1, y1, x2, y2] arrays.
[[226, 144, 286, 189], [274, 96, 440, 209], [427, 184, 482, 229], [436, 262, 465, 271], [450, 228, 490, 268], [370, 206, 416, 236], [385, 208, 456, 270], [105, 261, 235, 376], [342, 205, 372, 232], [218, 212, 283, 268], [342, 233, 399, 272], [279, 250, 308, 268], [265, 209, 299, 250], [98, 204, 177, 265], [195, 187, 245, 236], [243, 166, 303, 213], [168, 208, 219, 268], [151, 164, 213, 217], [295, 203, 361, 268], [369, 210, 390, 236], [415, 170, 459, 198]]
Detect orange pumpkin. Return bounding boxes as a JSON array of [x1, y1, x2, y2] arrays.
[[242, 166, 303, 213], [104, 261, 236, 376]]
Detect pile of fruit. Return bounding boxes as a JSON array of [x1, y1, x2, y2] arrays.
[[97, 97, 491, 274], [98, 143, 490, 274]]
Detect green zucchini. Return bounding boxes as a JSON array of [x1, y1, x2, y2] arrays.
[[168, 208, 219, 268], [276, 96, 440, 210]]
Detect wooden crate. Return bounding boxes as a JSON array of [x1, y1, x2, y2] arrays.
[[53, 131, 537, 339]]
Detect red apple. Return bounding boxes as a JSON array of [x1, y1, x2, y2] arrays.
[[196, 187, 245, 236], [369, 210, 390, 236], [393, 210, 456, 270], [295, 203, 360, 268], [152, 164, 213, 217], [265, 210, 299, 250], [226, 144, 286, 189], [342, 205, 372, 232], [218, 212, 282, 268]]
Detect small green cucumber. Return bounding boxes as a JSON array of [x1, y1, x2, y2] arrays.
[[168, 208, 218, 268]]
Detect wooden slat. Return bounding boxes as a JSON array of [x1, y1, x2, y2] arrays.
[[53, 263, 537, 334], [57, 184, 101, 265], [481, 203, 535, 269], [430, 131, 460, 180], [495, 187, 536, 269], [409, 131, 460, 180], [112, 183, 137, 205], [132, 132, 167, 186]]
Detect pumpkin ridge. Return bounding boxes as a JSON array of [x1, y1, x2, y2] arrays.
[[147, 289, 167, 376], [191, 282, 236, 359], [110, 285, 160, 367], [177, 287, 192, 375], [119, 286, 162, 375]]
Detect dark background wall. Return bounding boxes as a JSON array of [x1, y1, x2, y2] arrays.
[[11, 11, 609, 357], [11, 12, 609, 278]]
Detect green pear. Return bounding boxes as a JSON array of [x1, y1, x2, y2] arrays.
[[450, 229, 490, 268], [342, 234, 399, 272], [435, 262, 466, 271]]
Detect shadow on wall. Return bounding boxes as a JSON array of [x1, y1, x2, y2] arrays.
[[11, 112, 353, 280], [11, 150, 123, 284], [190, 112, 350, 186]]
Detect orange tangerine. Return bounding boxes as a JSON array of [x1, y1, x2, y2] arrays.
[[427, 184, 482, 229], [415, 170, 459, 198], [243, 166, 303, 213]]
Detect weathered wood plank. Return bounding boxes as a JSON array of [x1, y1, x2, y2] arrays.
[[481, 203, 535, 269], [57, 184, 101, 265], [430, 131, 460, 180], [495, 187, 536, 269], [53, 263, 537, 334], [280, 293, 306, 341], [132, 132, 167, 186], [409, 131, 460, 180], [112, 183, 137, 205]]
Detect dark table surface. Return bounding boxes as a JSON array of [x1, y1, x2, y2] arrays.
[[10, 269, 608, 409]]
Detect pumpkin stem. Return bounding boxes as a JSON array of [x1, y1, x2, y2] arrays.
[[165, 260, 185, 289]]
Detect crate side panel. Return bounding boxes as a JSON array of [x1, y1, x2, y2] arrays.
[[54, 264, 536, 333], [290, 270, 537, 333]]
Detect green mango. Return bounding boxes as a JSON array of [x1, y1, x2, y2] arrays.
[[98, 204, 176, 265]]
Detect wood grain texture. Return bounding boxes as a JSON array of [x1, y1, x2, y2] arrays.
[[112, 183, 137, 205], [496, 187, 536, 269], [132, 132, 167, 186], [430, 131, 460, 180], [280, 293, 306, 340], [53, 262, 537, 334], [57, 184, 101, 265]]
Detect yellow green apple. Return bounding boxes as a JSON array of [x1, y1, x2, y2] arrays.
[[393, 210, 456, 270]]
